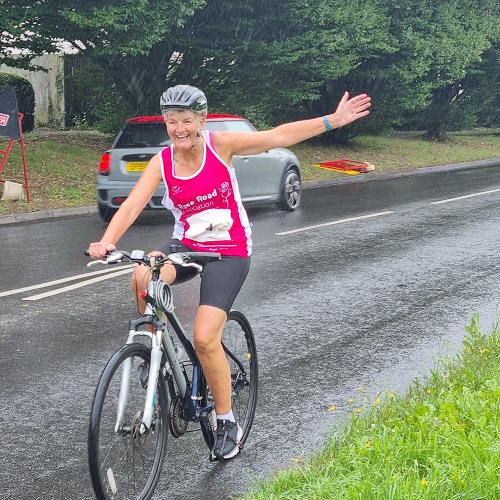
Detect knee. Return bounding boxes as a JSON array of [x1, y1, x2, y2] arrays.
[[130, 265, 149, 299], [130, 269, 140, 297], [193, 327, 220, 356]]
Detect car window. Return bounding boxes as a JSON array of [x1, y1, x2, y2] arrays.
[[113, 118, 256, 149], [203, 120, 256, 132], [114, 123, 171, 148]]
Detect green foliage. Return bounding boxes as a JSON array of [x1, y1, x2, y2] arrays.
[[2, 0, 500, 139], [336, 0, 500, 140], [472, 42, 500, 128], [392, 0, 500, 138], [171, 0, 395, 128], [63, 56, 133, 133], [0, 1, 41, 70], [0, 72, 35, 132], [0, 0, 206, 117], [245, 314, 500, 499]]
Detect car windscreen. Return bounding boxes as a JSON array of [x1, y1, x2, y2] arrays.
[[203, 120, 256, 132], [114, 123, 171, 148]]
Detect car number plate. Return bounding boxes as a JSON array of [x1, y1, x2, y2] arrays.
[[126, 161, 148, 172]]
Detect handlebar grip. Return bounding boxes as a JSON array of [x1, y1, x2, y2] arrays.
[[182, 252, 221, 261]]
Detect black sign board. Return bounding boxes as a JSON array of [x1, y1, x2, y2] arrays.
[[0, 86, 21, 140]]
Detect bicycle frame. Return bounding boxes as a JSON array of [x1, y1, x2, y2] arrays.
[[114, 280, 215, 436], [87, 248, 257, 500]]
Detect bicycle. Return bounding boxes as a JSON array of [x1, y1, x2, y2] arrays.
[[85, 248, 258, 500]]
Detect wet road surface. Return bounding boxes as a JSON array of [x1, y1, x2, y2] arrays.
[[1, 163, 499, 499]]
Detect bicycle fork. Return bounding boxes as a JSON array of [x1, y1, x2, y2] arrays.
[[141, 331, 162, 434], [114, 328, 163, 435]]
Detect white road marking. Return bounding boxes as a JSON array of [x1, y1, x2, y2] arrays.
[[275, 211, 394, 236], [22, 267, 134, 301], [430, 188, 500, 205], [0, 264, 135, 298], [4, 186, 499, 300]]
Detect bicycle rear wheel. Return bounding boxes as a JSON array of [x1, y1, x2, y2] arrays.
[[88, 343, 168, 500], [201, 310, 258, 450]]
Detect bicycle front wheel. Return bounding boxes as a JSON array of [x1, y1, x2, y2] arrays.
[[222, 310, 258, 445], [88, 343, 168, 500]]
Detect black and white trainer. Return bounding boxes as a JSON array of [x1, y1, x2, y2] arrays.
[[211, 419, 243, 461]]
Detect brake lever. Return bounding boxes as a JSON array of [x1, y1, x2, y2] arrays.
[[168, 253, 203, 273], [87, 259, 108, 268], [86, 251, 124, 267], [183, 262, 203, 273]]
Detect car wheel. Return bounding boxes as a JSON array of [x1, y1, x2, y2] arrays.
[[278, 167, 301, 211], [98, 202, 118, 223]]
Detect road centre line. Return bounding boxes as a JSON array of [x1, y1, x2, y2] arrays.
[[22, 267, 135, 301], [0, 264, 135, 298], [7, 187, 499, 299], [275, 211, 394, 236], [430, 188, 500, 205]]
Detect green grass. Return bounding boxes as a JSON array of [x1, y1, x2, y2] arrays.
[[244, 314, 500, 500], [1, 128, 499, 216], [0, 130, 112, 215], [290, 129, 500, 182]]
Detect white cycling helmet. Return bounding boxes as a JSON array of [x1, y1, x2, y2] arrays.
[[160, 85, 207, 116]]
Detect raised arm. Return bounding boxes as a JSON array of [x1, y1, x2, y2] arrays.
[[213, 92, 371, 160]]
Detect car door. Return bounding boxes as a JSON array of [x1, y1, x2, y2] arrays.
[[232, 151, 282, 200]]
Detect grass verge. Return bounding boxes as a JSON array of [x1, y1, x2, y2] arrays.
[[0, 131, 112, 216], [292, 129, 500, 182], [244, 314, 500, 499], [0, 129, 499, 216]]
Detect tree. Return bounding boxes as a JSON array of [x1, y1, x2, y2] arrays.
[[394, 0, 500, 139], [0, 0, 50, 69], [156, 0, 394, 129], [2, 0, 499, 138], [475, 43, 500, 128], [0, 0, 205, 113]]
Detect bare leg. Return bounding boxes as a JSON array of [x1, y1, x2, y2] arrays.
[[193, 305, 231, 414], [131, 259, 231, 414], [130, 252, 177, 314]]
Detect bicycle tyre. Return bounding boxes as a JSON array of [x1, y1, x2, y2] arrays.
[[88, 343, 169, 500], [200, 310, 258, 450]]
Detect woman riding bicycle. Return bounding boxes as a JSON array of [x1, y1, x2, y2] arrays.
[[88, 84, 371, 460]]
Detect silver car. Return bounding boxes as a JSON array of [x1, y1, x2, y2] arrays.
[[96, 114, 302, 222]]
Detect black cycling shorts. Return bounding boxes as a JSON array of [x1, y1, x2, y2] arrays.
[[154, 238, 251, 314]]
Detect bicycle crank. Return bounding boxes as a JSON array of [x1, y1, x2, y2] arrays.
[[169, 393, 189, 437]]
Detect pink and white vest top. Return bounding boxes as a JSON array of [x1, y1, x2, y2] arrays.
[[159, 131, 252, 257]]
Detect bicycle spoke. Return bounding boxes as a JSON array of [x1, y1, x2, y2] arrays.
[[88, 344, 168, 500], [222, 311, 258, 445]]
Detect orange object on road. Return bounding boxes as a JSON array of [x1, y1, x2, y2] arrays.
[[313, 159, 375, 175]]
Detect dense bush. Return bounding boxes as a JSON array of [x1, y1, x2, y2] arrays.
[[0, 72, 35, 133]]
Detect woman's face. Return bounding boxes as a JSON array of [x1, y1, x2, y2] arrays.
[[164, 110, 204, 151]]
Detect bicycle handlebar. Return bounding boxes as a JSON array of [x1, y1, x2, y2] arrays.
[[85, 249, 221, 272]]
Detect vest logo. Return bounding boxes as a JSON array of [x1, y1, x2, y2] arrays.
[[0, 113, 9, 127], [195, 188, 217, 203], [177, 188, 218, 210]]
